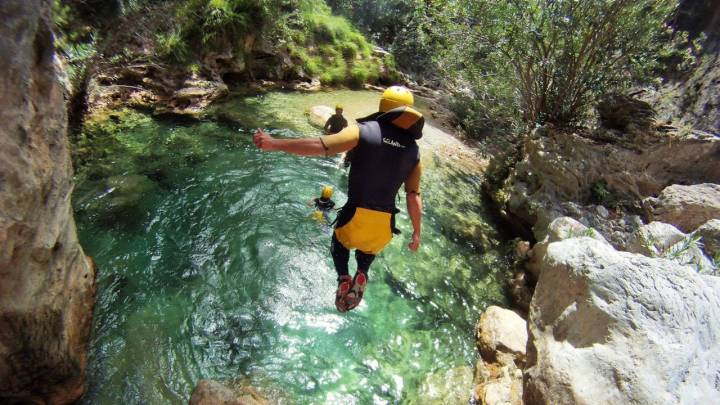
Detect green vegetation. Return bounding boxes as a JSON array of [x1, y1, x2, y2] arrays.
[[151, 0, 393, 85], [434, 1, 682, 134]]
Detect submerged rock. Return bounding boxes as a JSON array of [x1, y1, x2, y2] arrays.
[[189, 379, 269, 405], [524, 237, 720, 404], [645, 183, 720, 232], [0, 1, 96, 403]]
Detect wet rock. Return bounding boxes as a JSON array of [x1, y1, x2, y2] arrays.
[[307, 105, 335, 128], [696, 219, 720, 258], [0, 1, 96, 403], [508, 271, 534, 312], [645, 183, 720, 232], [189, 379, 269, 405], [524, 237, 720, 404], [163, 78, 229, 117]]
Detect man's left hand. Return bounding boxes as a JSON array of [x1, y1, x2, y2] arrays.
[[408, 232, 421, 252], [253, 128, 275, 151]]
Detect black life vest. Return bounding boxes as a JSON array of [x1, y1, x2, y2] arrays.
[[346, 106, 423, 212], [314, 197, 335, 211]]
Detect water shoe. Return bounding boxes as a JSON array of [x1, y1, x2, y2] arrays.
[[335, 275, 353, 312], [344, 271, 367, 311]]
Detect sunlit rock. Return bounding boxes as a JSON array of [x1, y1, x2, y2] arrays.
[[525, 237, 720, 404], [476, 306, 527, 363], [645, 183, 720, 233], [307, 105, 334, 128]]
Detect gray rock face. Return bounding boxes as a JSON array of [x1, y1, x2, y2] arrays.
[[0, 1, 96, 403], [498, 125, 720, 243], [524, 237, 720, 405], [645, 183, 720, 232]]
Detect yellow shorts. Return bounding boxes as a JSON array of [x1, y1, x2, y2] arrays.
[[334, 207, 393, 255]]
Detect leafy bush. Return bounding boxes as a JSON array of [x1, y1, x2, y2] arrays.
[[155, 29, 189, 62], [437, 0, 682, 129]]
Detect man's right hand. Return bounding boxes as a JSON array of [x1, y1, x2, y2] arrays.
[[253, 128, 275, 151]]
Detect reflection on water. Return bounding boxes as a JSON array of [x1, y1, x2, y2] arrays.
[[76, 90, 510, 404]]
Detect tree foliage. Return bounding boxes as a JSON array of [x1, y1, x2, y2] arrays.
[[436, 0, 681, 129]]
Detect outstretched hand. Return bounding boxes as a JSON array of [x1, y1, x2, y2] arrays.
[[253, 128, 275, 151], [408, 232, 420, 252]]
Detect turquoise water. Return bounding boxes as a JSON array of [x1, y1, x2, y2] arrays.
[[75, 90, 510, 404]]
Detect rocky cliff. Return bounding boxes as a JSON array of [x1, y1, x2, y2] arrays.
[[523, 218, 720, 404], [0, 0, 96, 403]]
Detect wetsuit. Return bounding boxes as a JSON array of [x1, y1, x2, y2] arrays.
[[319, 106, 423, 277], [313, 197, 335, 222], [324, 113, 348, 134]]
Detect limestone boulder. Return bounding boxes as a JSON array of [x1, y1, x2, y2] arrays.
[[524, 237, 720, 404], [645, 183, 720, 232], [627, 221, 716, 274], [696, 219, 720, 259], [0, 1, 96, 403], [473, 305, 527, 405], [307, 105, 334, 128], [626, 221, 687, 256], [597, 93, 656, 131], [476, 306, 528, 363], [527, 217, 610, 279], [189, 380, 268, 405]]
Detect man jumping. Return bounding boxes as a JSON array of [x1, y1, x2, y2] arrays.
[[253, 86, 423, 312]]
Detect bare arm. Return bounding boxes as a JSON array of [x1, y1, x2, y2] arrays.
[[406, 191, 422, 251], [253, 128, 326, 156]]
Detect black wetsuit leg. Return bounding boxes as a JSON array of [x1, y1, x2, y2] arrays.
[[355, 250, 375, 274], [331, 233, 350, 277]]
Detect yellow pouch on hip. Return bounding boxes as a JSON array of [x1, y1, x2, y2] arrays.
[[335, 207, 393, 255]]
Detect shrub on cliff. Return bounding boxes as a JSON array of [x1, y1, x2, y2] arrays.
[[437, 0, 683, 133]]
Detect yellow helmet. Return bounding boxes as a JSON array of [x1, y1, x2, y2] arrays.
[[379, 86, 414, 112], [322, 185, 333, 199], [335, 104, 344, 110]]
